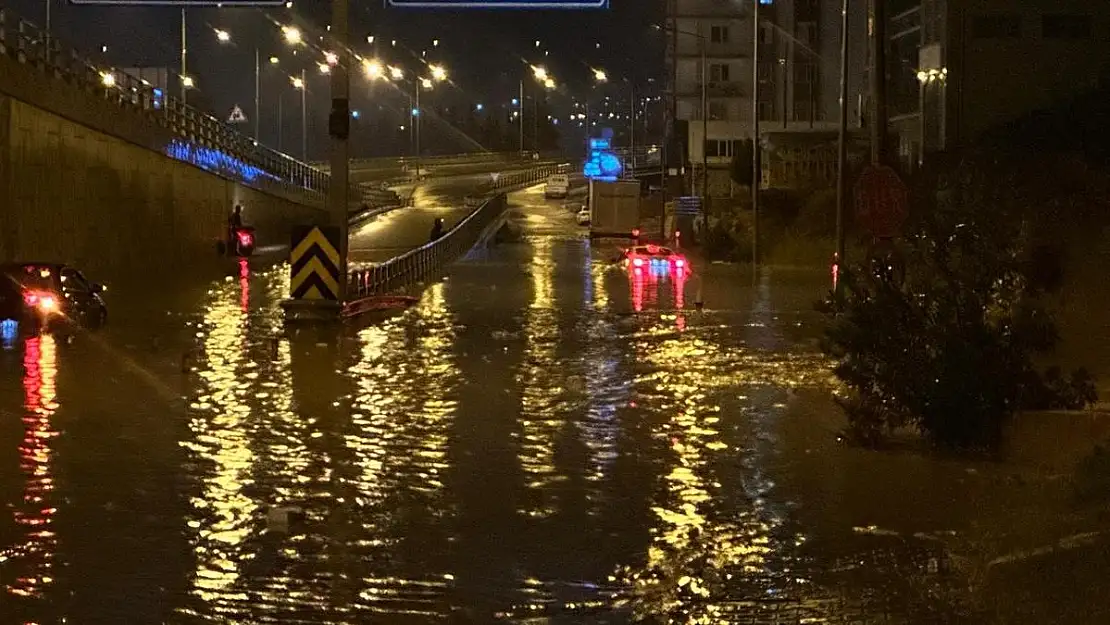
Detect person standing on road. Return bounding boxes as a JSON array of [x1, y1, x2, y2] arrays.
[[429, 218, 445, 242], [227, 204, 245, 253]]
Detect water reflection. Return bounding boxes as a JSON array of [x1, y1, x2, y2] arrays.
[[8, 335, 59, 599], [518, 236, 561, 519], [184, 269, 258, 602]]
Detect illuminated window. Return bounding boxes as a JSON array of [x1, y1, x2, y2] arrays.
[[1042, 14, 1091, 39]]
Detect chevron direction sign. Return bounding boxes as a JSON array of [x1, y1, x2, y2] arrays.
[[289, 226, 342, 301]]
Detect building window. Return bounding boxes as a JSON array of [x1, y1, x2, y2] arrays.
[[796, 21, 816, 44], [708, 100, 730, 120], [705, 139, 734, 158], [759, 23, 774, 44], [758, 101, 774, 121], [793, 101, 813, 121], [794, 63, 817, 83], [1042, 14, 1092, 39], [709, 63, 731, 82], [971, 14, 1021, 39], [757, 62, 773, 82], [710, 25, 730, 43]]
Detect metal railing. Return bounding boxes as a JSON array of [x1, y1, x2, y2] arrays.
[[0, 6, 349, 200], [347, 162, 571, 299], [318, 151, 553, 171]]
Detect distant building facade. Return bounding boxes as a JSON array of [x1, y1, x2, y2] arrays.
[[664, 0, 868, 193], [884, 0, 1110, 169]]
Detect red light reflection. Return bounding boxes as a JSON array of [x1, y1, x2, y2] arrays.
[[11, 335, 59, 597], [239, 258, 250, 313]]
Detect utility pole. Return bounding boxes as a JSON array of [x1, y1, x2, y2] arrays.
[[835, 0, 850, 277], [519, 79, 525, 155], [415, 83, 421, 177], [869, 0, 888, 164], [629, 81, 636, 170], [254, 48, 261, 141], [700, 38, 708, 207], [180, 8, 187, 104], [300, 68, 307, 161], [44, 0, 50, 62], [328, 0, 350, 301], [751, 0, 760, 274]]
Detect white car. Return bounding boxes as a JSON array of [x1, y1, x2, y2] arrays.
[[544, 174, 569, 198], [576, 207, 591, 225]]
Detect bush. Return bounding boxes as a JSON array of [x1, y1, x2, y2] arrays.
[[819, 151, 1098, 450]]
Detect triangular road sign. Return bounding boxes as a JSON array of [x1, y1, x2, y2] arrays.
[[227, 105, 248, 124]]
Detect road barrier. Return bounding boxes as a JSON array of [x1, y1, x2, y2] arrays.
[[0, 6, 357, 200], [345, 161, 571, 301]]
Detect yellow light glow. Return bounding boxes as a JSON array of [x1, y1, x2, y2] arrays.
[[543, 77, 555, 90], [269, 56, 279, 65], [182, 75, 195, 88], [363, 59, 383, 79], [324, 51, 338, 66], [291, 76, 305, 89], [531, 65, 547, 81], [593, 68, 607, 82], [215, 29, 231, 43], [100, 72, 115, 87], [420, 77, 433, 89], [318, 63, 330, 74], [389, 66, 404, 80], [429, 64, 447, 81], [282, 25, 302, 45]]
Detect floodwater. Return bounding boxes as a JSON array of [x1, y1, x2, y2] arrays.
[[0, 186, 1108, 624]]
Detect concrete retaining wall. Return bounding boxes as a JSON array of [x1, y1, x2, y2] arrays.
[[0, 96, 325, 276]]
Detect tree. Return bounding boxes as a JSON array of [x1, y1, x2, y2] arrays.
[[819, 150, 1097, 449], [729, 139, 754, 188]]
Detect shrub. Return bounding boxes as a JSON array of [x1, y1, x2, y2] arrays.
[[819, 151, 1098, 449]]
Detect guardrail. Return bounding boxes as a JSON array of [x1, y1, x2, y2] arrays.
[[0, 6, 352, 201], [347, 162, 571, 299], [318, 151, 565, 171]]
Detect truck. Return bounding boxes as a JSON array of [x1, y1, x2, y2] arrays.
[[588, 180, 641, 238]]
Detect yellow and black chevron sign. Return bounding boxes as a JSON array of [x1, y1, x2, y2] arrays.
[[289, 225, 341, 301]]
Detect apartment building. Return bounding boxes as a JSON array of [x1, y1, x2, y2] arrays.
[[664, 0, 868, 193], [886, 0, 1110, 168]]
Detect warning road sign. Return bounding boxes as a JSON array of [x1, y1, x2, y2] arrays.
[[227, 105, 248, 124], [289, 226, 342, 301]]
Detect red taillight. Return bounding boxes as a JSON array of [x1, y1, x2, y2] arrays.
[[632, 228, 640, 238], [675, 258, 685, 268], [23, 292, 38, 306], [23, 291, 57, 312], [632, 257, 644, 267], [237, 230, 253, 246]]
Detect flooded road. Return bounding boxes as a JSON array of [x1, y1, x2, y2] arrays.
[[1, 186, 1108, 624]]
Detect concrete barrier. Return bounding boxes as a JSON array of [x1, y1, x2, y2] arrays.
[[0, 96, 326, 276]]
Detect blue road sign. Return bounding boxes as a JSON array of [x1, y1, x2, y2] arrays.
[[387, 0, 608, 8]]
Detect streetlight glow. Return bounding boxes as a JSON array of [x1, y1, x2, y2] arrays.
[[593, 68, 608, 82], [420, 77, 433, 89], [318, 63, 330, 74], [389, 66, 404, 80], [429, 64, 447, 81], [363, 59, 383, 79], [269, 56, 280, 65], [215, 29, 231, 43], [432, 39, 440, 47], [367, 35, 375, 43], [291, 76, 305, 89], [282, 26, 302, 45], [532, 65, 547, 81], [100, 72, 115, 87], [543, 77, 555, 90], [324, 51, 338, 66], [182, 75, 195, 88]]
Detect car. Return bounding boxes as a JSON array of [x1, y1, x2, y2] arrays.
[[544, 173, 569, 199], [576, 207, 591, 225], [621, 244, 689, 274], [0, 263, 108, 333]]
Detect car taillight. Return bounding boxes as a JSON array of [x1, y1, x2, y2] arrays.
[[237, 230, 253, 246], [675, 258, 685, 268], [632, 257, 644, 267], [632, 228, 640, 238], [24, 291, 57, 312]]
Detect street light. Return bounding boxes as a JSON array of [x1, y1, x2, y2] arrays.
[[291, 70, 307, 160], [429, 64, 447, 82], [324, 51, 338, 66], [182, 75, 195, 88], [363, 58, 384, 79], [100, 71, 115, 87], [269, 56, 280, 65], [593, 68, 608, 83], [282, 25, 302, 45], [215, 29, 231, 43], [389, 66, 404, 81], [318, 62, 330, 74], [532, 65, 548, 81]]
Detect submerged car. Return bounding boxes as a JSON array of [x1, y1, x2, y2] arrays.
[[0, 263, 107, 333], [576, 207, 591, 225], [621, 244, 689, 274]]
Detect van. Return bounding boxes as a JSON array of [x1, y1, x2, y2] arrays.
[[544, 174, 569, 199]]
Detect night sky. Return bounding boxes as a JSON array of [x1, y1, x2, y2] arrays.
[[8, 0, 662, 151]]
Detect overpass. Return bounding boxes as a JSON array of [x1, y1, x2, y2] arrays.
[[0, 3, 562, 282]]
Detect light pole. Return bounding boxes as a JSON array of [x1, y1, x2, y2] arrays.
[[752, 0, 761, 273], [519, 80, 525, 155], [180, 8, 187, 103], [835, 0, 850, 280], [528, 65, 555, 154], [292, 70, 307, 160]]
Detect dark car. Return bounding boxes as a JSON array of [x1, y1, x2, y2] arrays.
[[0, 263, 107, 333]]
